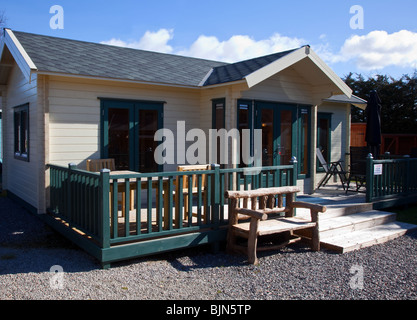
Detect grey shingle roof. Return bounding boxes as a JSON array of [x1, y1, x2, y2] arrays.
[[12, 30, 299, 87], [203, 49, 297, 86]]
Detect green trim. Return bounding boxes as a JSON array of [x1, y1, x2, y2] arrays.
[[212, 98, 225, 129], [13, 103, 30, 162], [101, 229, 228, 267], [100, 98, 163, 172]]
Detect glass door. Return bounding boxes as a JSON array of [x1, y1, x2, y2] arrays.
[[255, 102, 295, 167], [101, 99, 163, 172], [136, 108, 162, 173], [107, 107, 131, 170]]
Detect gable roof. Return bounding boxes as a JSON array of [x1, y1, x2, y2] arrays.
[[0, 29, 352, 98], [8, 30, 227, 87], [323, 94, 367, 110], [203, 49, 297, 86]]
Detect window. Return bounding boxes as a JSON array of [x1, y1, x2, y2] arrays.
[[14, 104, 29, 161], [317, 112, 332, 171], [212, 98, 225, 165], [100, 99, 163, 172]]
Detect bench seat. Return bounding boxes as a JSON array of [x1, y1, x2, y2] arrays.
[[232, 217, 316, 236], [225, 187, 327, 264]]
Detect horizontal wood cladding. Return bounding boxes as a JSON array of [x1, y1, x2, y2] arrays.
[[47, 76, 200, 168]]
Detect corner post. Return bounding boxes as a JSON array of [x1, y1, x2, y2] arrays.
[[99, 168, 111, 250], [366, 153, 374, 202]]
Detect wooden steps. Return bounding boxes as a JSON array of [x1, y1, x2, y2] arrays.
[[320, 221, 417, 253], [297, 195, 417, 253]]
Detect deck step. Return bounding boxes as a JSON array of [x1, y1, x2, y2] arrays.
[[320, 221, 417, 253], [319, 210, 397, 240]]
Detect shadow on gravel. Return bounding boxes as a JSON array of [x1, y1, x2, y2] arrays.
[[0, 197, 100, 275]]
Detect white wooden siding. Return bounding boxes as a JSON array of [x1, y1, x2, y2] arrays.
[[3, 64, 39, 209], [47, 76, 201, 171], [241, 68, 313, 104]]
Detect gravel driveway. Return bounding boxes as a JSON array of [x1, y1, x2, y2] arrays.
[[1, 196, 417, 301]]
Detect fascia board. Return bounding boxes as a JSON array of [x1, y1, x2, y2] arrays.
[[3, 29, 37, 81], [244, 47, 308, 88]]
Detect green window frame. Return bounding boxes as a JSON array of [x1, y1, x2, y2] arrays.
[[236, 99, 311, 178], [14, 103, 30, 162], [100, 98, 164, 172]]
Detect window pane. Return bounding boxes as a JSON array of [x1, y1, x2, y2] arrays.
[[14, 111, 21, 154], [280, 110, 292, 165], [300, 113, 309, 174], [318, 118, 330, 162], [108, 108, 129, 170], [238, 104, 249, 167], [21, 109, 28, 154], [138, 109, 159, 173], [261, 109, 274, 166]]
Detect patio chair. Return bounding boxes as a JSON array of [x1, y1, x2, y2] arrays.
[[176, 164, 210, 223], [86, 158, 115, 171], [345, 147, 368, 193], [316, 148, 348, 190]]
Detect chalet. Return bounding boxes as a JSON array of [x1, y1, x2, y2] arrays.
[[0, 29, 362, 214]]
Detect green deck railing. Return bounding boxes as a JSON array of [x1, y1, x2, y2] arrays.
[[47, 160, 298, 267], [366, 154, 417, 202]]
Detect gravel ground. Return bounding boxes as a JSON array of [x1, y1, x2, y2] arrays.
[[1, 196, 417, 301]]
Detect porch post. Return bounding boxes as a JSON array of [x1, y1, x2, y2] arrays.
[[310, 104, 318, 193], [99, 168, 111, 250]]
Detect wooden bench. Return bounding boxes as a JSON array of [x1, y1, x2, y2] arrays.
[[225, 186, 327, 264]]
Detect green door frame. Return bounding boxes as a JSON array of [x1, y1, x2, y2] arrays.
[[254, 101, 298, 167], [100, 98, 164, 172]]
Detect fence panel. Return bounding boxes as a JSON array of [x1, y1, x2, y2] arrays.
[[366, 155, 417, 202]]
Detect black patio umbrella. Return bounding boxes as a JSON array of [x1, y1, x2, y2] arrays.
[[365, 90, 382, 157]]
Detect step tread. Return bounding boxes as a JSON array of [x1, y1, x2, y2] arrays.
[[320, 221, 417, 253], [319, 210, 396, 232]]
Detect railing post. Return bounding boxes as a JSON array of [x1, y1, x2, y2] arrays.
[[366, 153, 374, 202], [67, 163, 77, 220], [99, 169, 111, 250], [404, 155, 410, 195], [290, 156, 298, 187], [211, 163, 221, 253]]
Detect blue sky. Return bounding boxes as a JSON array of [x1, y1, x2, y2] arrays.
[[2, 0, 417, 79]]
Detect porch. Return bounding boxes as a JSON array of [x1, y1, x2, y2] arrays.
[[42, 155, 417, 268], [44, 162, 299, 268]]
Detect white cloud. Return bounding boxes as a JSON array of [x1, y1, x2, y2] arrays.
[[101, 28, 174, 53], [323, 30, 417, 70], [102, 29, 305, 62], [179, 33, 306, 62], [101, 28, 417, 73]]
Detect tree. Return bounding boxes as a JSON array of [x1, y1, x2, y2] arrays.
[[0, 10, 7, 40], [343, 72, 417, 134]]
